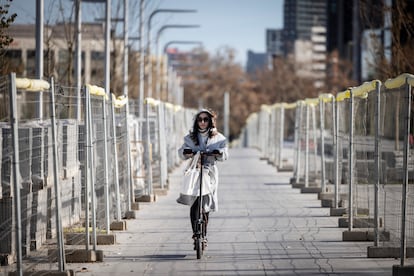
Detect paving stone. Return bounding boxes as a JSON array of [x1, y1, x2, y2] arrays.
[[64, 148, 411, 275]]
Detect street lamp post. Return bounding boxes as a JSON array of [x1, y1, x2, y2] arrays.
[[104, 0, 111, 96], [139, 0, 144, 118], [85, 0, 110, 95], [79, 0, 110, 95], [122, 0, 128, 97], [75, 0, 81, 121], [154, 25, 200, 100], [162, 40, 202, 102], [146, 9, 196, 98], [74, 0, 109, 255], [35, 0, 44, 119], [163, 40, 203, 53]]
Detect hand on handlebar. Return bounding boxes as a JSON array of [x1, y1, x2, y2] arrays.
[[201, 149, 222, 157], [211, 149, 222, 156], [183, 148, 222, 157], [183, 148, 194, 157]]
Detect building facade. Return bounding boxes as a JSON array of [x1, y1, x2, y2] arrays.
[[278, 0, 327, 88], [5, 23, 124, 90], [283, 0, 327, 57], [246, 50, 268, 75], [266, 29, 284, 58]]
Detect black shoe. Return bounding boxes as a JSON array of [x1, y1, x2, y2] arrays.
[[192, 234, 196, 250], [192, 235, 207, 250]]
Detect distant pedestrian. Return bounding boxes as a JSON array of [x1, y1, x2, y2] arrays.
[[177, 108, 228, 248]]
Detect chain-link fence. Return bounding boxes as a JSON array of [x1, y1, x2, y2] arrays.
[[371, 75, 414, 266], [1, 74, 67, 274], [239, 73, 414, 269], [0, 73, 196, 275], [237, 104, 296, 171]]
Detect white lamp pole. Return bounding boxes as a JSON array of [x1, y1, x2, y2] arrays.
[[146, 9, 197, 98], [154, 25, 200, 100]]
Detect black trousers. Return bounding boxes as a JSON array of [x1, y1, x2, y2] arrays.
[[190, 196, 209, 237]]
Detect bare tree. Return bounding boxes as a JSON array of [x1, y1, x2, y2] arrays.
[[181, 46, 270, 140], [0, 0, 17, 75], [42, 0, 77, 86], [325, 50, 357, 93], [360, 0, 414, 80], [0, 0, 16, 48], [254, 55, 324, 104]]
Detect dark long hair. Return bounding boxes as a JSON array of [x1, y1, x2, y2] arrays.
[[190, 109, 218, 145]]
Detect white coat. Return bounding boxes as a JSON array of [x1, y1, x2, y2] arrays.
[[177, 131, 228, 211]]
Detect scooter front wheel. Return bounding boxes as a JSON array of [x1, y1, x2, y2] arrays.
[[196, 237, 202, 259]]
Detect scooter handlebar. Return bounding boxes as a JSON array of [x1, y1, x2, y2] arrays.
[[183, 149, 222, 157]]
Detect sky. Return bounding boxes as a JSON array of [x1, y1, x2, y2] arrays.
[[8, 0, 284, 67]]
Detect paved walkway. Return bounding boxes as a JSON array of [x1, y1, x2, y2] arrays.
[[67, 148, 402, 275]]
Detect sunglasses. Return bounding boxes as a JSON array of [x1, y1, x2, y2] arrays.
[[197, 117, 209, 123]]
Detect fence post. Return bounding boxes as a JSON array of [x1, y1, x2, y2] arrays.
[[49, 77, 66, 271], [333, 98, 339, 208], [319, 97, 326, 193], [278, 105, 285, 169], [400, 78, 412, 266], [125, 100, 132, 211], [305, 104, 310, 187], [348, 89, 354, 231], [294, 102, 303, 184], [9, 73, 23, 276], [110, 94, 122, 221], [311, 104, 318, 177], [84, 86, 90, 251], [374, 80, 381, 247], [102, 96, 110, 234], [145, 100, 153, 196], [86, 88, 97, 250], [158, 103, 167, 189]]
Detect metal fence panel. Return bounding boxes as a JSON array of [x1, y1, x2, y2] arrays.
[[0, 75, 70, 274], [0, 74, 199, 274], [237, 73, 414, 267]]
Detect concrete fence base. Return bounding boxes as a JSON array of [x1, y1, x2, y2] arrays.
[[367, 246, 414, 258], [393, 264, 414, 276]]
